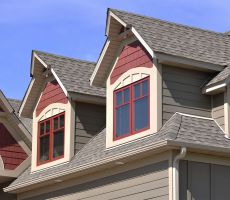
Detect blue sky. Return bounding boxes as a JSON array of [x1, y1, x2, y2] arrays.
[[1, 0, 230, 99]]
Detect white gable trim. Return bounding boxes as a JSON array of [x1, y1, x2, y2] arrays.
[[19, 78, 35, 116], [90, 39, 111, 86], [131, 27, 154, 58], [106, 11, 127, 36], [91, 11, 155, 87], [51, 68, 68, 97]]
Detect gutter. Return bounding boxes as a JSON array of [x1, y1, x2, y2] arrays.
[[173, 147, 187, 200]]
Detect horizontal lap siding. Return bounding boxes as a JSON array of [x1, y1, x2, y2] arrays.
[[212, 93, 224, 130], [36, 80, 68, 116], [110, 41, 153, 84], [24, 161, 169, 200], [0, 123, 28, 170], [162, 65, 212, 124], [75, 102, 106, 153]]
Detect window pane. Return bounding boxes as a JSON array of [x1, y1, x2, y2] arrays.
[[60, 115, 64, 128], [45, 121, 50, 133], [134, 96, 148, 131], [40, 136, 50, 162], [134, 83, 141, 99], [53, 117, 59, 130], [53, 130, 64, 158], [124, 88, 130, 103], [142, 79, 149, 96], [40, 123, 44, 135], [116, 104, 130, 137], [116, 91, 122, 106]]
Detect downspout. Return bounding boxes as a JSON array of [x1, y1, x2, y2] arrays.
[[173, 147, 187, 200]]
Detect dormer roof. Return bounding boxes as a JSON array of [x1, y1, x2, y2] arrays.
[[91, 8, 228, 87], [20, 51, 106, 118], [109, 9, 230, 66]]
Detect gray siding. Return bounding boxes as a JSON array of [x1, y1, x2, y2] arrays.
[[75, 102, 106, 153], [212, 93, 225, 130], [162, 65, 212, 124], [180, 160, 230, 200], [0, 181, 16, 200], [23, 161, 169, 200]]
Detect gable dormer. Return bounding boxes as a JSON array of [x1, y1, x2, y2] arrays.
[[91, 10, 162, 148], [91, 9, 227, 148], [20, 51, 106, 172]]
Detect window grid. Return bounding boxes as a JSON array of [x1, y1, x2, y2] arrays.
[[113, 77, 150, 140], [37, 112, 65, 166]]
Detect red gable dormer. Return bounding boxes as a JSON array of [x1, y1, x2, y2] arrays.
[[110, 41, 153, 84], [36, 80, 68, 117]]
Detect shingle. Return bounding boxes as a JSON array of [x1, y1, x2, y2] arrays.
[[34, 51, 106, 97], [7, 99, 32, 133], [110, 9, 230, 66], [7, 113, 230, 191], [205, 65, 230, 87]]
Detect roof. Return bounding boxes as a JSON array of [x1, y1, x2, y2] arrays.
[[34, 51, 106, 97], [6, 113, 230, 192], [110, 9, 230, 66], [205, 65, 230, 87], [7, 99, 32, 133]]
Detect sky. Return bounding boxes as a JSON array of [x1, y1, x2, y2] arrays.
[[1, 0, 230, 99]]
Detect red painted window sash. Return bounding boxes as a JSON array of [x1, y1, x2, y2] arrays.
[[37, 112, 65, 166], [113, 77, 150, 141]]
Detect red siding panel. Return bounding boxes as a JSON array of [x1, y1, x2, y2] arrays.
[[0, 123, 28, 170], [36, 80, 68, 117], [110, 41, 153, 84]]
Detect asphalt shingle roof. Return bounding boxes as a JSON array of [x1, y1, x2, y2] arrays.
[[6, 113, 230, 192], [110, 9, 230, 66], [205, 65, 230, 87], [34, 51, 106, 97], [7, 99, 32, 133]]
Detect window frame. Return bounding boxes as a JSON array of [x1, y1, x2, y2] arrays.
[[113, 77, 150, 141], [37, 112, 65, 166]]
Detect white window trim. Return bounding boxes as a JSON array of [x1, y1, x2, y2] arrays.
[[106, 66, 162, 149], [31, 101, 75, 172]]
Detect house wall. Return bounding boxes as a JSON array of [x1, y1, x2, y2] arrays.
[[110, 41, 153, 84], [162, 65, 212, 124], [36, 80, 68, 117], [75, 102, 106, 153], [212, 93, 225, 130], [0, 123, 28, 170], [179, 160, 230, 200], [18, 153, 170, 200]]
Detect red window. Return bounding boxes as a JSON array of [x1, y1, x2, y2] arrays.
[[114, 77, 150, 140], [37, 112, 65, 165]]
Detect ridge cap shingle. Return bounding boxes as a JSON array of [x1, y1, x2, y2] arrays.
[[34, 50, 96, 65], [110, 8, 227, 37]]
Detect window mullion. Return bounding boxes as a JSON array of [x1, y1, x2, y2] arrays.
[[50, 118, 53, 161], [130, 85, 133, 135]]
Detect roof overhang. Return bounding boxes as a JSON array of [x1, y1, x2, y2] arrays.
[[202, 74, 230, 95], [69, 92, 106, 105], [90, 9, 155, 87], [19, 52, 68, 118], [156, 53, 225, 72]]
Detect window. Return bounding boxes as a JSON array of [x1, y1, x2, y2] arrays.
[[38, 112, 65, 165], [114, 77, 150, 140]]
